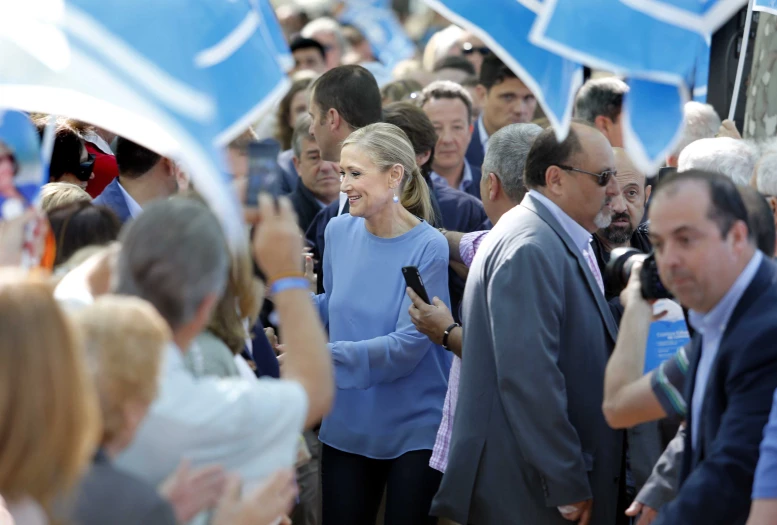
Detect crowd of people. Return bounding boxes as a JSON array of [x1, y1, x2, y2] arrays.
[[3, 5, 777, 525]]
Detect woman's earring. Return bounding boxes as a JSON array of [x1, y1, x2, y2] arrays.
[[393, 190, 399, 203]]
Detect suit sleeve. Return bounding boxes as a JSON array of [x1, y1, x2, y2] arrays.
[[330, 256, 450, 389], [636, 426, 685, 510], [489, 242, 591, 507], [141, 497, 178, 525], [654, 330, 777, 525]]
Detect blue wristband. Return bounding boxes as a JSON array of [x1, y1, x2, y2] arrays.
[[270, 277, 310, 295]]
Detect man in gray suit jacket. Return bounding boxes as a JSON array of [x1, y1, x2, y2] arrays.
[[431, 122, 625, 525]]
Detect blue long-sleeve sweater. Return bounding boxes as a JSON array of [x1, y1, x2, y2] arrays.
[[315, 214, 452, 459]]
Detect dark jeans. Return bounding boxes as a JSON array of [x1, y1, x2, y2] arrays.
[[321, 445, 442, 525]]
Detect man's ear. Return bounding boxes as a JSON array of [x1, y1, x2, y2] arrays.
[[292, 155, 301, 171], [645, 184, 653, 204], [545, 165, 564, 196], [488, 172, 500, 202], [476, 85, 487, 102], [328, 108, 341, 131], [594, 115, 612, 137], [768, 195, 777, 215], [417, 150, 432, 167]]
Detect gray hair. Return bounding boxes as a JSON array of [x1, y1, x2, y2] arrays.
[[482, 123, 543, 202], [678, 137, 758, 186], [670, 101, 721, 157], [574, 77, 629, 123], [755, 152, 777, 196], [420, 80, 474, 122], [114, 198, 229, 331], [292, 114, 314, 159], [301, 17, 347, 55]]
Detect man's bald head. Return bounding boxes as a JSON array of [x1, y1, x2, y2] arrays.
[[596, 148, 652, 247]]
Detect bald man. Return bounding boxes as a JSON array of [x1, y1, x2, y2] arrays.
[[591, 148, 653, 301]]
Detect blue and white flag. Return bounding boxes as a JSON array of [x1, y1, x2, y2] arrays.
[[0, 0, 290, 246], [338, 2, 416, 72], [0, 110, 44, 219], [619, 0, 747, 34], [531, 0, 714, 171], [754, 0, 777, 16], [422, 0, 583, 138], [692, 39, 711, 102]]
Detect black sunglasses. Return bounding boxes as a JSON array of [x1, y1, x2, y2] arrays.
[[461, 43, 490, 56], [77, 153, 95, 182], [557, 165, 616, 187]]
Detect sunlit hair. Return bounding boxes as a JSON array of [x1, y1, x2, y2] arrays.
[[0, 270, 100, 513], [342, 122, 433, 222], [39, 182, 92, 213], [274, 77, 314, 150], [73, 296, 170, 445]]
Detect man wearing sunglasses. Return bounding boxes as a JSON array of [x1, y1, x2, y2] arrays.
[[457, 31, 490, 76], [433, 121, 626, 525]]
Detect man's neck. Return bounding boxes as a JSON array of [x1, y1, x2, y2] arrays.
[[489, 199, 517, 225], [434, 162, 465, 188], [119, 173, 167, 207], [482, 114, 499, 138]]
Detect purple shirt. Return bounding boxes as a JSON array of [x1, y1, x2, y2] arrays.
[[430, 230, 488, 472]]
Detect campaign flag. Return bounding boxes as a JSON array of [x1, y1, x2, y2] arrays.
[[0, 110, 44, 219], [0, 0, 290, 247], [619, 0, 747, 34], [754, 0, 777, 16], [422, 0, 583, 138], [530, 0, 716, 172], [338, 2, 416, 72]]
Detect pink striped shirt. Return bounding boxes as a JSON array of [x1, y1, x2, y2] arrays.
[[430, 230, 488, 472]]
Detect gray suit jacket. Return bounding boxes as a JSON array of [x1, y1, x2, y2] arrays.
[[431, 194, 625, 525], [73, 449, 176, 525]]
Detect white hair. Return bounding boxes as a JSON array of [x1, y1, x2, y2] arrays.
[[482, 123, 542, 202], [671, 102, 721, 157], [301, 17, 347, 53], [422, 25, 465, 72], [678, 137, 757, 186], [756, 152, 777, 196]]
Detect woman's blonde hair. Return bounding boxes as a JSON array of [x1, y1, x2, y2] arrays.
[[342, 122, 433, 223], [0, 270, 100, 511], [39, 182, 92, 213], [207, 246, 263, 355], [73, 296, 171, 445]]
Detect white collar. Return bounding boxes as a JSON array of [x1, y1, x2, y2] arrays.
[[82, 130, 113, 155], [527, 190, 592, 255], [477, 116, 489, 151], [117, 180, 143, 218]]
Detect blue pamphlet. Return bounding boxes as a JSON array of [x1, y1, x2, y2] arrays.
[[644, 299, 690, 374]]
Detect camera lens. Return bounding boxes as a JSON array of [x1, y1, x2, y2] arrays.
[[605, 247, 647, 295]]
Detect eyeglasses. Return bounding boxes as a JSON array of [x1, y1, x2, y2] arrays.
[[77, 153, 95, 182], [557, 165, 616, 187], [461, 43, 490, 56]]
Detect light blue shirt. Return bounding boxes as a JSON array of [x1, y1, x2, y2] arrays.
[[431, 161, 474, 194], [688, 250, 763, 449], [314, 214, 451, 459], [116, 180, 143, 218], [527, 190, 592, 255]]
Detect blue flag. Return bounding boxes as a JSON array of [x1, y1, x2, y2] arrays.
[[619, 0, 747, 34], [530, 0, 712, 171], [0, 110, 44, 219], [422, 0, 582, 137], [754, 0, 777, 15], [0, 0, 290, 246], [338, 3, 416, 72]]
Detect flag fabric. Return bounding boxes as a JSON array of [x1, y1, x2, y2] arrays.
[[754, 0, 777, 16], [0, 0, 291, 247], [421, 0, 583, 138], [338, 2, 416, 72], [619, 0, 747, 34], [0, 110, 44, 219], [530, 0, 715, 171]]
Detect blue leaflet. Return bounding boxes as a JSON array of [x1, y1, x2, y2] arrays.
[[644, 300, 691, 374], [423, 0, 582, 136]]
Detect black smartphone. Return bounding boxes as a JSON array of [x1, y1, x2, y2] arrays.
[[246, 139, 282, 206], [402, 266, 431, 304]]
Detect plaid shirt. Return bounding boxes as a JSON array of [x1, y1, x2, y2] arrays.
[[430, 230, 488, 472]]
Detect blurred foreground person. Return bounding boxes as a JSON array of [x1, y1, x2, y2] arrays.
[[0, 270, 100, 524], [316, 123, 450, 525], [47, 201, 121, 268], [72, 296, 227, 525], [39, 182, 91, 212], [109, 197, 333, 503]]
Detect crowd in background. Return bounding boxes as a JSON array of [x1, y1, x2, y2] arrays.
[[3, 3, 777, 525]]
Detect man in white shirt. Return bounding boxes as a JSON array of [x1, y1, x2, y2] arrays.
[[93, 138, 179, 223], [109, 197, 334, 493]]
